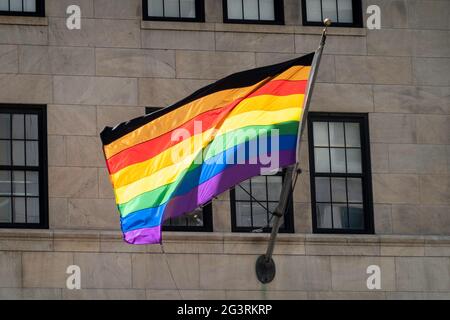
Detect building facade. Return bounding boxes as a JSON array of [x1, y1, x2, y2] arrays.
[[0, 0, 449, 299]]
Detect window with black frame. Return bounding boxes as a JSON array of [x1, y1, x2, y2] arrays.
[[0, 105, 48, 228], [145, 107, 213, 232], [143, 0, 205, 22], [223, 0, 284, 25], [308, 113, 373, 234], [0, 0, 45, 16], [230, 171, 294, 233], [301, 0, 362, 27]]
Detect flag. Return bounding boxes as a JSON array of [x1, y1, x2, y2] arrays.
[[100, 52, 315, 244]]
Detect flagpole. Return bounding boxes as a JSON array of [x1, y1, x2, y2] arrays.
[[256, 19, 331, 284]]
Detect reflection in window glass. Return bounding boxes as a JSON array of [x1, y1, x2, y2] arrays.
[[305, 0, 321, 21], [243, 0, 259, 20], [338, 0, 353, 23]]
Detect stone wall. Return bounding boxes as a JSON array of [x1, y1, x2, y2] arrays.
[[0, 0, 449, 299]]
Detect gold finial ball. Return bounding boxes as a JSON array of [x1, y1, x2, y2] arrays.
[[324, 18, 332, 27]]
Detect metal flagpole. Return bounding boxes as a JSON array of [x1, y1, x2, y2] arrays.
[[256, 19, 331, 284]]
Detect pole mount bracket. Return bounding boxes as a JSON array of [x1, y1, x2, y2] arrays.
[[255, 255, 276, 284]]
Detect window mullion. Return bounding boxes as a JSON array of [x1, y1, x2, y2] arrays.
[[326, 122, 334, 228], [9, 113, 13, 224]]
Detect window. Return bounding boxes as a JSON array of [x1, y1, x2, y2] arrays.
[[0, 0, 45, 16], [308, 113, 373, 234], [223, 0, 284, 25], [301, 0, 362, 27], [230, 171, 294, 233], [144, 107, 213, 232], [0, 105, 48, 229], [143, 0, 205, 22]]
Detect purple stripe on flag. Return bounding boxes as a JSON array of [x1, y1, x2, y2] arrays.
[[124, 224, 161, 245]]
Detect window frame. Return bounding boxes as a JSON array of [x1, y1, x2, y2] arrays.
[[0, 104, 48, 229], [0, 0, 45, 17], [222, 0, 285, 25], [230, 171, 294, 233], [301, 0, 363, 28], [142, 0, 205, 22], [144, 107, 213, 232], [307, 112, 374, 234]]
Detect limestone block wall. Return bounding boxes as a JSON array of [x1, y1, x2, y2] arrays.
[[0, 0, 448, 299]]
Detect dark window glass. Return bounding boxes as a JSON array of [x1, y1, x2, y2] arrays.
[[143, 0, 205, 22], [0, 0, 45, 16], [223, 0, 284, 25], [0, 105, 48, 228], [144, 107, 213, 232], [230, 171, 294, 233], [308, 113, 373, 234], [302, 0, 362, 27]]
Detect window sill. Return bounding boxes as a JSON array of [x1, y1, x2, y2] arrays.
[[141, 20, 366, 37], [0, 15, 48, 26], [0, 228, 448, 255]]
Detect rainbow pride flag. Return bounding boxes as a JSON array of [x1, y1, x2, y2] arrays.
[[100, 52, 314, 244]]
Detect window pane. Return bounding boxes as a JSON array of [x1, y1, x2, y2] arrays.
[[0, 141, 11, 165], [183, 208, 203, 227], [0, 114, 10, 138], [321, 0, 338, 22], [12, 114, 24, 139], [329, 122, 345, 147], [12, 141, 25, 166], [10, 0, 22, 11], [227, 0, 243, 19], [12, 171, 25, 196], [164, 0, 180, 17], [314, 147, 330, 172], [337, 0, 353, 23], [331, 178, 347, 203], [23, 0, 36, 12], [267, 175, 282, 201], [347, 148, 362, 173], [243, 0, 259, 20], [26, 171, 39, 196], [315, 177, 330, 202], [306, 0, 321, 21], [27, 197, 39, 223], [313, 122, 329, 146], [180, 0, 196, 18], [332, 205, 349, 228], [251, 176, 267, 201], [259, 0, 275, 20], [26, 141, 39, 166], [25, 114, 38, 140], [252, 203, 267, 227], [347, 178, 363, 203], [236, 202, 252, 226], [316, 203, 332, 228], [0, 0, 9, 11], [0, 197, 11, 223], [235, 180, 250, 201], [0, 171, 11, 196], [330, 148, 346, 173], [13, 197, 26, 223], [345, 122, 360, 147], [148, 0, 164, 16], [348, 204, 364, 229]]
